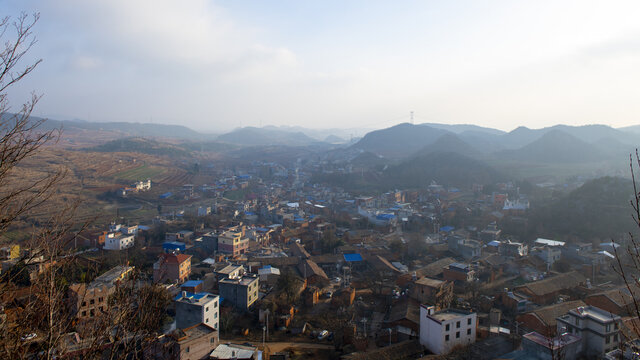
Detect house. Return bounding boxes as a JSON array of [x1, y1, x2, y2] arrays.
[[175, 292, 220, 331], [218, 274, 259, 310], [154, 253, 192, 284], [556, 305, 622, 357], [515, 271, 587, 305], [166, 323, 219, 360], [102, 232, 134, 251], [411, 277, 454, 311], [386, 299, 420, 340], [499, 241, 528, 258], [217, 230, 249, 257], [0, 244, 20, 260], [68, 266, 134, 320], [585, 288, 637, 316], [516, 300, 586, 336], [297, 259, 329, 285], [479, 222, 501, 243], [419, 305, 477, 355], [507, 331, 581, 360], [163, 241, 186, 253], [447, 235, 481, 259], [215, 264, 245, 282], [209, 343, 261, 360], [443, 263, 476, 283]]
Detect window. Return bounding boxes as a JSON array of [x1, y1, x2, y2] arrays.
[[98, 297, 103, 302], [467, 329, 471, 335], [468, 318, 471, 325], [210, 337, 215, 343], [186, 347, 190, 353], [456, 321, 460, 328], [615, 322, 619, 330], [206, 307, 209, 312], [606, 335, 610, 344], [445, 335, 449, 341], [82, 301, 87, 307], [614, 334, 619, 342], [206, 318, 209, 323], [90, 299, 95, 305], [456, 332, 460, 338], [215, 302, 218, 307], [445, 324, 450, 331], [81, 311, 87, 317], [214, 313, 218, 318], [606, 324, 611, 332]]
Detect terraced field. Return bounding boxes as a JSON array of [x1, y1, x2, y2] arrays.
[[113, 164, 167, 182]]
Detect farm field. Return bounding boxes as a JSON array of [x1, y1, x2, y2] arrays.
[[113, 164, 167, 182]]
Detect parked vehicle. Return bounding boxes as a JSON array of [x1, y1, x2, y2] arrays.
[[317, 330, 329, 340]]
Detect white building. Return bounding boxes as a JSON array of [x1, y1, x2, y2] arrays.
[[175, 292, 220, 331], [103, 233, 134, 250], [135, 179, 151, 191], [556, 305, 621, 357], [419, 305, 477, 355]]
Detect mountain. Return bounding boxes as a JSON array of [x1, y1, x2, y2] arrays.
[[351, 123, 450, 158], [216, 127, 321, 146], [85, 137, 190, 157], [324, 134, 347, 144], [496, 130, 611, 163], [500, 124, 639, 150], [18, 115, 208, 140], [530, 176, 634, 239], [314, 151, 502, 193], [412, 133, 479, 158], [422, 123, 505, 135]]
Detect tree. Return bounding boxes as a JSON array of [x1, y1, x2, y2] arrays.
[[0, 13, 172, 359]]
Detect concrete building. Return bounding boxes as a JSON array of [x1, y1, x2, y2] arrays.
[[419, 305, 477, 355], [411, 277, 453, 311], [68, 266, 134, 320], [175, 292, 220, 331], [154, 253, 192, 284], [102, 232, 134, 250], [218, 230, 249, 256], [443, 263, 476, 283], [556, 305, 622, 357], [218, 274, 259, 310]]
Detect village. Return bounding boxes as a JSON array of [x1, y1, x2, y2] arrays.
[[1, 158, 633, 360]]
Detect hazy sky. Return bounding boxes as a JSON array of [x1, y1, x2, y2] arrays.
[[2, 1, 640, 132]]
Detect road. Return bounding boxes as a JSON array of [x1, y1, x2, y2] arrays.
[[219, 339, 334, 353]]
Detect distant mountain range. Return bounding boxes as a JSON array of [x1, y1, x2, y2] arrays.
[[350, 122, 640, 164]]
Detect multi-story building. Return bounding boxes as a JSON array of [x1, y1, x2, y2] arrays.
[[218, 274, 259, 310], [154, 253, 192, 284], [447, 236, 481, 259], [218, 230, 249, 256], [556, 305, 622, 356], [68, 266, 134, 320], [411, 277, 453, 311], [419, 305, 477, 355], [442, 263, 476, 283], [175, 291, 220, 331], [102, 232, 134, 251]]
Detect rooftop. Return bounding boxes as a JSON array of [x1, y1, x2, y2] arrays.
[[175, 292, 219, 304], [566, 305, 620, 323], [210, 343, 257, 359], [429, 308, 473, 322]]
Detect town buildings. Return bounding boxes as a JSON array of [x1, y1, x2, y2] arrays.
[[419, 305, 477, 355], [174, 291, 220, 331], [218, 274, 259, 310], [154, 253, 192, 284]]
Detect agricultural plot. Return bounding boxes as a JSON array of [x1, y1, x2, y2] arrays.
[[113, 164, 167, 182], [156, 169, 194, 186]]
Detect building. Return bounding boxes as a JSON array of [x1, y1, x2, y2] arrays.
[[210, 343, 261, 360], [0, 244, 20, 260], [218, 230, 249, 256], [515, 271, 586, 305], [556, 305, 622, 357], [175, 291, 220, 331], [215, 264, 245, 282], [154, 253, 192, 284], [102, 232, 134, 250], [443, 263, 476, 283], [516, 300, 586, 337], [68, 266, 134, 320], [499, 241, 528, 257], [411, 277, 453, 311], [447, 235, 481, 259], [218, 274, 259, 310], [419, 305, 477, 355]]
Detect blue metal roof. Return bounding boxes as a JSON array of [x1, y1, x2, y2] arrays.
[[439, 226, 455, 232], [182, 280, 203, 288], [343, 253, 363, 262], [174, 291, 208, 301]]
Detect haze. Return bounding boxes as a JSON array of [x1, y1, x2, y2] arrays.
[[3, 0, 640, 132]]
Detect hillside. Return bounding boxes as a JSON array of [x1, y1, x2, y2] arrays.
[[314, 151, 502, 193], [85, 137, 190, 157], [412, 134, 479, 158], [351, 123, 450, 158], [529, 176, 634, 239], [496, 130, 611, 163], [217, 127, 320, 146]]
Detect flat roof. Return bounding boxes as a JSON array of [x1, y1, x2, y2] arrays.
[[430, 309, 472, 322]]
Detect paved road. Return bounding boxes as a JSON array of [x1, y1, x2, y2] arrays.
[[262, 342, 334, 352]]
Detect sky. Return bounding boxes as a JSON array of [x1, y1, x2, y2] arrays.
[[2, 0, 640, 133]]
